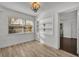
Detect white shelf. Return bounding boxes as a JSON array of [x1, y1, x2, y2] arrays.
[[39, 32, 52, 35], [39, 23, 52, 25], [36, 17, 53, 36]]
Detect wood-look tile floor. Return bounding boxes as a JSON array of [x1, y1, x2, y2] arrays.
[[0, 40, 77, 57]]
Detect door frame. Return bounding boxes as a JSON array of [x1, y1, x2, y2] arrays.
[[57, 7, 78, 53]]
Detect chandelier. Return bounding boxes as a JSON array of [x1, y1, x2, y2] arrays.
[[31, 2, 40, 12]]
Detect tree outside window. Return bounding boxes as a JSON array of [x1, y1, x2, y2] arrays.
[[8, 17, 33, 34]]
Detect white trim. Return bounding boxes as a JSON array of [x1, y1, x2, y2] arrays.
[[58, 7, 78, 52]]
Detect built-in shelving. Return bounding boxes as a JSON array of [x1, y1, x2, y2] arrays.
[[36, 17, 53, 35]]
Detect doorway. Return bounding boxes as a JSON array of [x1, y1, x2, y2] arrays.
[[60, 23, 63, 49], [59, 10, 77, 55]]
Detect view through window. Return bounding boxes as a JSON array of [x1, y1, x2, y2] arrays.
[[8, 17, 33, 34]]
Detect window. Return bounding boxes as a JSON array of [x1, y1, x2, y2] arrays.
[[8, 17, 33, 34], [24, 20, 33, 32]]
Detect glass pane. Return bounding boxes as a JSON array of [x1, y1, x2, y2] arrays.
[[24, 20, 33, 32], [8, 17, 24, 34]]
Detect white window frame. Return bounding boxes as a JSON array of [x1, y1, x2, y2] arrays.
[[8, 17, 33, 34]]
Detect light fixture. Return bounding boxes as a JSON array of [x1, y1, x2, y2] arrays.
[[31, 2, 40, 12]]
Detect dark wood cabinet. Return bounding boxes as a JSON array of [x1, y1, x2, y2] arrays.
[[60, 37, 77, 55]]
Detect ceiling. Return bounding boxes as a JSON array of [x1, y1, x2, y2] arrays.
[[0, 2, 79, 16]]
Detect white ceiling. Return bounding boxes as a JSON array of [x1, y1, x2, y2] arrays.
[[0, 2, 79, 16]]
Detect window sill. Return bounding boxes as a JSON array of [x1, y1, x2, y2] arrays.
[[8, 32, 34, 35]]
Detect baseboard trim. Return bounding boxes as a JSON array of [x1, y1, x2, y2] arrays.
[[0, 40, 35, 48]]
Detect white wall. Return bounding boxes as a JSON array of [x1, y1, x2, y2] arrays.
[[77, 9, 79, 54], [37, 11, 60, 49], [0, 6, 35, 48], [37, 3, 79, 50], [60, 11, 77, 38]]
